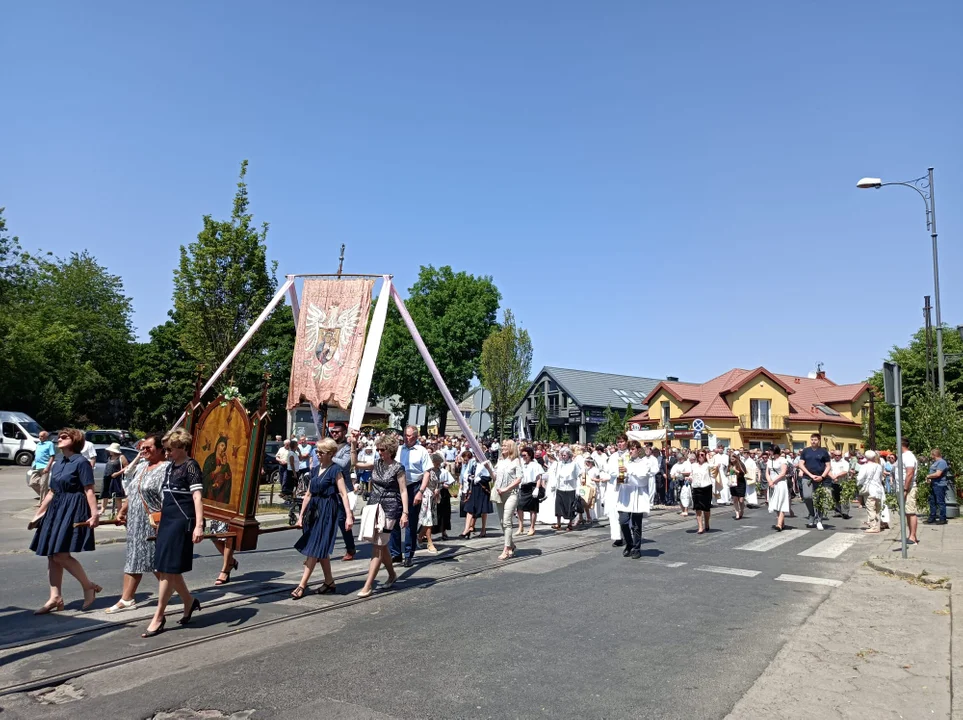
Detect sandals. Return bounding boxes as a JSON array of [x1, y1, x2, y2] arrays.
[[82, 584, 102, 611], [215, 559, 240, 586], [477, 531, 488, 538], [550, 524, 561, 530], [34, 597, 64, 615], [316, 583, 337, 595], [526, 529, 536, 536], [106, 598, 136, 614], [291, 585, 307, 600]]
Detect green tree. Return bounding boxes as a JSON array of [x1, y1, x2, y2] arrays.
[[0, 209, 134, 429], [129, 319, 198, 431], [905, 387, 963, 497], [534, 394, 549, 441], [373, 266, 500, 434], [172, 160, 278, 386], [594, 405, 626, 446], [479, 309, 533, 440], [866, 326, 963, 450]]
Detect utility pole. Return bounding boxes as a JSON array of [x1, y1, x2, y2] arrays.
[[924, 296, 934, 389], [868, 391, 877, 451]]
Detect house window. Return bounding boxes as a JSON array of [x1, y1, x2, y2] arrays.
[[749, 441, 774, 451], [835, 443, 843, 451], [848, 443, 857, 454], [750, 399, 771, 429], [701, 435, 710, 448], [661, 401, 670, 426], [680, 439, 691, 449], [548, 395, 559, 415], [792, 441, 806, 452]]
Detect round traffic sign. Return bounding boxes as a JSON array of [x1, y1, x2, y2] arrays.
[[692, 418, 705, 432]]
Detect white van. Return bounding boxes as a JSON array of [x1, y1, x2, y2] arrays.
[[0, 412, 45, 466]]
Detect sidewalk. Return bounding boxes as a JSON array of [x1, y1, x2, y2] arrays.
[[727, 517, 961, 720]]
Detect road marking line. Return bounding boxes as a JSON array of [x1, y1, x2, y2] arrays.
[[774, 574, 843, 587], [638, 559, 687, 568], [696, 565, 761, 577], [736, 529, 811, 552], [797, 532, 860, 559]]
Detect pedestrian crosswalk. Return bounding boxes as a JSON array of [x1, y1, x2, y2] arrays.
[[733, 530, 864, 560]]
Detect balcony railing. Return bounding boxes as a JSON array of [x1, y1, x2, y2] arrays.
[[739, 414, 790, 430]]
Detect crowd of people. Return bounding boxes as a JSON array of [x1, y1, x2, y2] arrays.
[[27, 423, 950, 638]]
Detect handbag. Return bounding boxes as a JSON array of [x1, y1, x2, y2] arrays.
[[359, 503, 381, 542], [139, 472, 162, 529]]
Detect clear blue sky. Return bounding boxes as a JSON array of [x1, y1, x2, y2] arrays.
[[3, 1, 960, 387]]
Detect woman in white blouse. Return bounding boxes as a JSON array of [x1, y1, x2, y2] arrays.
[[766, 446, 790, 532], [516, 446, 543, 536], [492, 440, 523, 560], [857, 450, 885, 533], [688, 449, 714, 534], [550, 447, 580, 531]]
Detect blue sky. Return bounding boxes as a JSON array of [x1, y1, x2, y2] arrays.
[[3, 1, 960, 387]]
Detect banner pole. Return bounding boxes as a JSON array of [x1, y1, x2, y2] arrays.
[[349, 276, 392, 431], [389, 286, 491, 470], [170, 277, 294, 430]]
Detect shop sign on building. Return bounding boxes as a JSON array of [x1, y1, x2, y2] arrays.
[[672, 423, 689, 431]]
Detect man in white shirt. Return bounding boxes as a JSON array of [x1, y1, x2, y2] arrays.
[[391, 425, 432, 566], [900, 438, 919, 544], [81, 440, 97, 469], [829, 450, 852, 519]]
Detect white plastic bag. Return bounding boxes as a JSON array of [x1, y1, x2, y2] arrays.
[[680, 484, 692, 509], [880, 504, 891, 527]]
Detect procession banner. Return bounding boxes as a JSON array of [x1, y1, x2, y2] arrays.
[[288, 278, 375, 411]]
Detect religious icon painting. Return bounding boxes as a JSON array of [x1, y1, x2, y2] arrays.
[[192, 397, 252, 517], [287, 278, 375, 411]]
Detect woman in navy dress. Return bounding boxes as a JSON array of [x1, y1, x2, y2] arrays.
[[142, 428, 205, 638], [291, 438, 355, 599], [30, 428, 102, 614]]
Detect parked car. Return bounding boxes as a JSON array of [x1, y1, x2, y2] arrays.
[[263, 441, 283, 485], [0, 411, 44, 466], [85, 429, 139, 446], [55, 444, 139, 498]]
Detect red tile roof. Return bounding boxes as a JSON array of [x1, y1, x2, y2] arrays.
[[643, 368, 869, 425]]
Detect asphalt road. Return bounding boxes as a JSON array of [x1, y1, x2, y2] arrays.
[[0, 496, 876, 720]]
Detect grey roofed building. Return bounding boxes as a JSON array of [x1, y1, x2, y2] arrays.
[[513, 366, 664, 444]]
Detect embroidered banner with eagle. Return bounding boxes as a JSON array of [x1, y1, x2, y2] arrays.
[[287, 278, 375, 411]]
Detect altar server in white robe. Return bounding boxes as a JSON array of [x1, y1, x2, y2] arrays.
[[743, 452, 760, 507], [617, 441, 654, 559], [602, 434, 630, 545]]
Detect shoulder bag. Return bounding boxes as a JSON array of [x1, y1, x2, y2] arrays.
[[139, 469, 162, 530]]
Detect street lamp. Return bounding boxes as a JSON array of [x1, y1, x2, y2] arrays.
[[857, 168, 944, 395]]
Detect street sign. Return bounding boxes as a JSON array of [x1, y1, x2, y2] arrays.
[[469, 410, 491, 434], [692, 419, 705, 433], [672, 423, 689, 431], [474, 389, 492, 412], [883, 362, 902, 407], [693, 431, 702, 441], [407, 404, 427, 427]]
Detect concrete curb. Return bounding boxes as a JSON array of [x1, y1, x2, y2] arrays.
[[865, 558, 953, 589]]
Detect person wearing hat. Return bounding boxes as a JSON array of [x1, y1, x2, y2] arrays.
[[102, 442, 129, 512]]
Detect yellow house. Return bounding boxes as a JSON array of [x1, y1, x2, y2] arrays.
[[630, 367, 870, 453]]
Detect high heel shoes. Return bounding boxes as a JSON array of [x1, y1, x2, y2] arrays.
[[34, 597, 65, 615], [141, 617, 166, 638], [178, 598, 201, 625], [82, 584, 102, 611]]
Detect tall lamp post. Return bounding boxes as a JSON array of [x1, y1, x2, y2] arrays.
[[857, 168, 944, 395]]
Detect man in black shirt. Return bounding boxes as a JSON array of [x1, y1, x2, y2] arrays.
[[799, 433, 831, 529]]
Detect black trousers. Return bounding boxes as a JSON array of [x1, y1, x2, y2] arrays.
[[337, 498, 356, 554], [618, 511, 644, 552]]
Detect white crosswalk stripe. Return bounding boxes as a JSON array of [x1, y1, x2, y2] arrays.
[[735, 530, 811, 552], [696, 566, 761, 577], [797, 532, 862, 559], [774, 574, 843, 587]]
